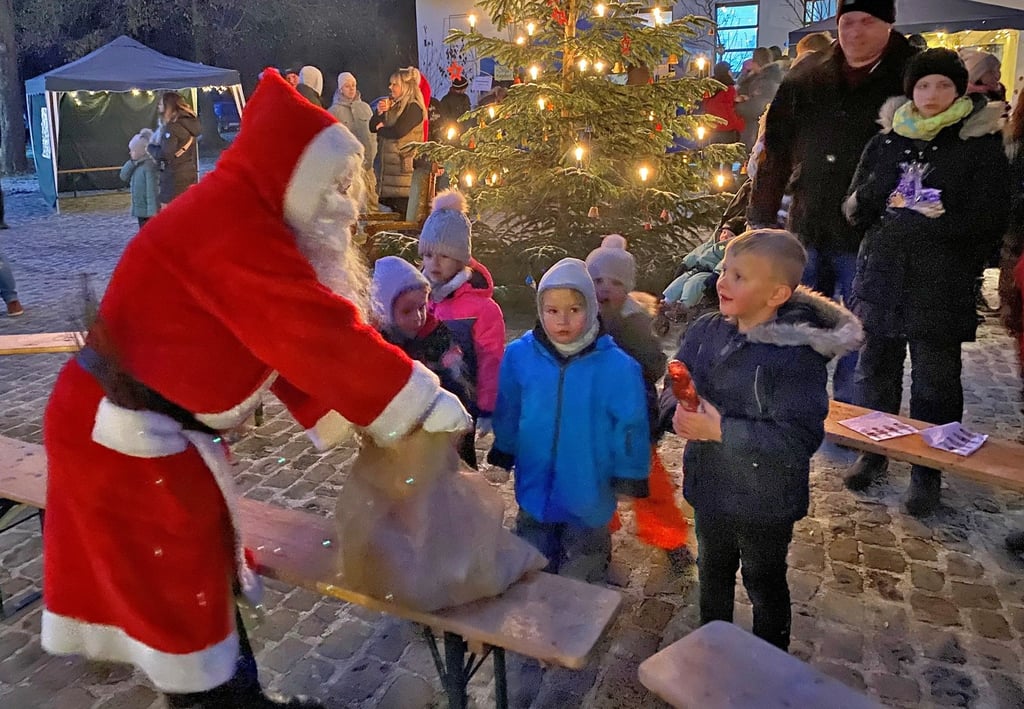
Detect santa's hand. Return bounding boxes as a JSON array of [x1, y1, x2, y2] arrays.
[[421, 389, 472, 434], [476, 416, 493, 438]]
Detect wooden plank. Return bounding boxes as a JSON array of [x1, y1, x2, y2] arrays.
[[638, 621, 882, 709], [0, 332, 82, 355], [0, 436, 621, 670], [825, 401, 1024, 493]]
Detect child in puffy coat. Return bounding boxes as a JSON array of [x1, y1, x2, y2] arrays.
[[418, 190, 506, 438], [370, 256, 478, 467], [120, 129, 159, 228], [487, 258, 650, 582], [585, 235, 694, 571]]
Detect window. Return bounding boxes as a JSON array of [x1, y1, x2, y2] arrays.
[[804, 0, 837, 24], [716, 3, 759, 74]]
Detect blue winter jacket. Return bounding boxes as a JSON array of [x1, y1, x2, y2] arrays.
[[489, 327, 651, 528], [659, 288, 862, 525]]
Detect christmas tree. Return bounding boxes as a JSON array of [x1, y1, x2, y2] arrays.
[[419, 1, 743, 288]]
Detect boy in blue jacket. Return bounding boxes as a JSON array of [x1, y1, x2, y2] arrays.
[[661, 229, 861, 650], [488, 257, 650, 583]]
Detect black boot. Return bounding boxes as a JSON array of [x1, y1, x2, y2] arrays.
[[1006, 530, 1024, 554], [903, 466, 941, 517], [843, 452, 888, 491]]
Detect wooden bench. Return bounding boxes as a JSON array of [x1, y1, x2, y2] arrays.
[[638, 621, 881, 709], [825, 401, 1024, 493], [0, 332, 83, 356], [0, 435, 622, 709]]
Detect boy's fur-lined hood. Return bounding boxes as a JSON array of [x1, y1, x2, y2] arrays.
[[877, 95, 1005, 138], [744, 286, 863, 359]]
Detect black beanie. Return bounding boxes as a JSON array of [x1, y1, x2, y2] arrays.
[[903, 48, 968, 98], [837, 0, 896, 24]]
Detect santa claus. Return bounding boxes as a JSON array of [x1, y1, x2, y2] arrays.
[[40, 70, 470, 708]]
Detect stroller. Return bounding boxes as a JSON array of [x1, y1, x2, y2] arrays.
[[653, 180, 752, 337]]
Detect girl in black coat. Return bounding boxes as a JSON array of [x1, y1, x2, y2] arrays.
[[842, 49, 1011, 516]]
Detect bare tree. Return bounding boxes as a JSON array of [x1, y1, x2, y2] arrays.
[[0, 0, 28, 174], [779, 0, 837, 28]]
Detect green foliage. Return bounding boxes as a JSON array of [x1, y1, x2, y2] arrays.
[[418, 0, 744, 288]]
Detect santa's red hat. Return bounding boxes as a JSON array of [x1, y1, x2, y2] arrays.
[[216, 68, 364, 231]]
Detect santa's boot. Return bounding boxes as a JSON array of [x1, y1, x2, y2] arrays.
[[843, 452, 888, 491], [902, 466, 941, 518]]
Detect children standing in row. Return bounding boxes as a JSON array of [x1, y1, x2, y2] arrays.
[[488, 257, 651, 582], [662, 229, 861, 649], [585, 235, 694, 570]]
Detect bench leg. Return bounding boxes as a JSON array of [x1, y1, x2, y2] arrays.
[[0, 507, 44, 620], [444, 632, 469, 709], [422, 627, 509, 709], [493, 647, 508, 709]]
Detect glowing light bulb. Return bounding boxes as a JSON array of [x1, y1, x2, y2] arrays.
[[527, 21, 536, 36], [529, 65, 540, 81], [696, 56, 707, 72], [516, 35, 526, 45], [488, 106, 496, 119], [574, 145, 584, 162], [131, 89, 141, 96], [468, 13, 477, 29], [594, 60, 606, 73], [638, 166, 650, 182], [696, 126, 707, 141], [491, 172, 499, 185], [537, 97, 547, 110], [651, 7, 662, 25], [464, 172, 475, 187], [578, 58, 588, 72], [595, 3, 606, 17], [716, 172, 727, 189], [446, 126, 457, 140]]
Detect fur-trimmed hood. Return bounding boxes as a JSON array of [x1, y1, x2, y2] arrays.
[[744, 286, 863, 359], [877, 95, 1005, 138]]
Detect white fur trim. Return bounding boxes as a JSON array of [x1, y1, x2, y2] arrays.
[[42, 609, 238, 693], [306, 410, 354, 450], [92, 398, 189, 458], [362, 360, 440, 446], [194, 373, 278, 430], [283, 124, 364, 233]]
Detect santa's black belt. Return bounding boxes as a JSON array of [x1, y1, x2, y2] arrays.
[[76, 345, 218, 435]]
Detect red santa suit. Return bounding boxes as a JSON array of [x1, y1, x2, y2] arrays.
[[41, 70, 467, 694]]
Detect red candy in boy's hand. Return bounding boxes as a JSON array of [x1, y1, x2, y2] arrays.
[[667, 360, 700, 412]]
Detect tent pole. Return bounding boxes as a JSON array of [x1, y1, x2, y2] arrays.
[[45, 91, 61, 212]]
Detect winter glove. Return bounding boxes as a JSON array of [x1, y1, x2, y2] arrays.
[[475, 416, 493, 438], [421, 389, 472, 435]]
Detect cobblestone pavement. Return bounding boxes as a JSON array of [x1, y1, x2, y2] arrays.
[[1, 176, 1023, 709]]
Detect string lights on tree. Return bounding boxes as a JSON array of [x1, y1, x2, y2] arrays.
[[419, 1, 741, 279]]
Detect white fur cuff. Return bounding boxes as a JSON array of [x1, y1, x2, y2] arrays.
[[362, 361, 440, 446]]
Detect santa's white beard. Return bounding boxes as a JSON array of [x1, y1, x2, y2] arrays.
[[294, 188, 371, 319]]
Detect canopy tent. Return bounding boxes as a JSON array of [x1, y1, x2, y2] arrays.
[[25, 36, 245, 210], [789, 0, 1024, 43]]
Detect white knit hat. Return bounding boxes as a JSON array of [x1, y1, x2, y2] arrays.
[[585, 234, 636, 291], [537, 258, 599, 334], [371, 256, 430, 328], [418, 190, 472, 263], [128, 128, 153, 154]]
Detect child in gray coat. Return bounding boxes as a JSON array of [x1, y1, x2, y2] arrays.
[[120, 129, 159, 228]]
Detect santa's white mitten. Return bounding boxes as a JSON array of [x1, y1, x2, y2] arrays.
[[421, 389, 472, 434]]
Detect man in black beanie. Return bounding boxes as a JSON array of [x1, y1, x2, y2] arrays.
[[748, 0, 915, 439]]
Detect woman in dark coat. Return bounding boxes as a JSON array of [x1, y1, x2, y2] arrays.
[[148, 92, 201, 208], [842, 49, 1010, 516]]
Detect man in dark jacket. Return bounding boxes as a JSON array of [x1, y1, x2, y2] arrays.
[[748, 0, 917, 410], [437, 76, 471, 135]]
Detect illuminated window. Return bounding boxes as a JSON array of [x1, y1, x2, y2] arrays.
[[716, 3, 759, 73]]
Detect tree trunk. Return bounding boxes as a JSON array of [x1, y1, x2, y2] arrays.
[[0, 0, 28, 174]]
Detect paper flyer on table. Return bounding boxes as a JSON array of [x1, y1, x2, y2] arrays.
[[919, 422, 988, 457], [838, 411, 919, 441]]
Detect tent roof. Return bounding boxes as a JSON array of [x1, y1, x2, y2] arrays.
[[25, 35, 240, 94], [790, 0, 1024, 44]]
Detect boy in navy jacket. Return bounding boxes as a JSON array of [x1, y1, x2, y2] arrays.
[[660, 229, 862, 649]]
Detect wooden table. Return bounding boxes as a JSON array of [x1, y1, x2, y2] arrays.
[[639, 621, 882, 709], [0, 332, 82, 355]]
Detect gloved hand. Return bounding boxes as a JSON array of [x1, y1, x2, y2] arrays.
[[421, 389, 472, 434], [475, 416, 493, 438]]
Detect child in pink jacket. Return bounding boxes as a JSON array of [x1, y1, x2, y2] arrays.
[[418, 190, 506, 435]]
